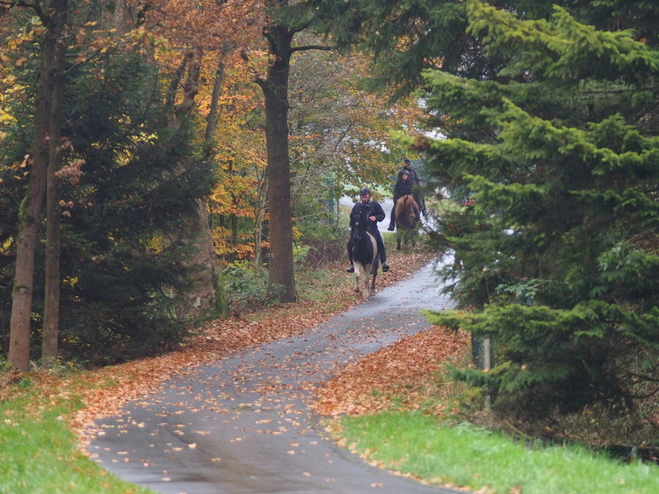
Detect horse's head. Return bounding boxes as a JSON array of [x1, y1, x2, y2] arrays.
[[395, 195, 420, 229], [350, 213, 367, 242]]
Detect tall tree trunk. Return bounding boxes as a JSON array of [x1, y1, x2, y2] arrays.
[[42, 1, 68, 365], [204, 42, 232, 155], [9, 0, 68, 372], [258, 24, 296, 302], [113, 0, 138, 32], [180, 198, 224, 318], [168, 47, 225, 320]]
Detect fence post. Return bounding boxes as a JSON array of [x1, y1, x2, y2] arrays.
[[472, 334, 493, 410]]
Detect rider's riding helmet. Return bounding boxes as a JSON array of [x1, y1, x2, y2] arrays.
[[359, 187, 371, 196], [404, 158, 412, 165]]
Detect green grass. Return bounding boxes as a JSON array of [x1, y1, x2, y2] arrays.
[[0, 384, 154, 494], [297, 267, 347, 303], [335, 411, 659, 494]]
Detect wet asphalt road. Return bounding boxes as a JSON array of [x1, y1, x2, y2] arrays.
[[87, 259, 462, 494]]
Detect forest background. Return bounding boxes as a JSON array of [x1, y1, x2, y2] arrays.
[[0, 0, 422, 372], [3, 0, 659, 444]]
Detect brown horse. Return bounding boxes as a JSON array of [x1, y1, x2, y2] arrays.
[[394, 195, 420, 250]]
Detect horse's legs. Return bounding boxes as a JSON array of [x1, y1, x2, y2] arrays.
[[353, 264, 361, 293], [362, 264, 371, 299], [369, 258, 379, 296]]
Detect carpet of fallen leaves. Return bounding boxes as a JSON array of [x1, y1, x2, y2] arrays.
[[69, 250, 444, 445], [315, 325, 470, 417], [0, 249, 468, 452]]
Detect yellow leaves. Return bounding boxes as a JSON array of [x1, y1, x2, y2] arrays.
[[144, 0, 265, 56], [13, 155, 29, 169], [0, 104, 17, 127], [6, 154, 31, 181], [62, 276, 79, 287], [212, 227, 258, 259], [0, 237, 13, 255]]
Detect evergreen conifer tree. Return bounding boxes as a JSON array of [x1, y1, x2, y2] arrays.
[[304, 0, 659, 417], [1, 45, 215, 365], [420, 1, 659, 417], [56, 53, 216, 364]]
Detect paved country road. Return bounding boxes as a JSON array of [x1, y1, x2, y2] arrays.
[[87, 259, 464, 494]]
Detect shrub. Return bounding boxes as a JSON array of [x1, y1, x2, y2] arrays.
[[297, 223, 347, 267], [222, 261, 284, 315]]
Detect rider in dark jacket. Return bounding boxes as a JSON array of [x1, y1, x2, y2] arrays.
[[346, 187, 389, 273], [399, 158, 421, 187], [388, 159, 426, 231], [394, 171, 414, 198], [388, 170, 414, 231]]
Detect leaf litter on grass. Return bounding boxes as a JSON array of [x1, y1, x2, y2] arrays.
[[314, 325, 471, 417], [313, 302, 659, 493]]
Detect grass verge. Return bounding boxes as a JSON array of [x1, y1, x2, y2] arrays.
[[330, 410, 659, 494], [0, 382, 153, 494]]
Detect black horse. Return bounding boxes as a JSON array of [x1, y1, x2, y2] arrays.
[[348, 213, 379, 298], [394, 194, 421, 250]]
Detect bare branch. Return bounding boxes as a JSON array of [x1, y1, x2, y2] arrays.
[[241, 49, 266, 88], [64, 48, 104, 75], [0, 0, 47, 23], [291, 44, 335, 53]]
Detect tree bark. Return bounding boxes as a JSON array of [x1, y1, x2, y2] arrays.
[[9, 0, 68, 372], [253, 176, 267, 268], [178, 198, 223, 318], [168, 47, 224, 320], [113, 0, 138, 32], [42, 0, 68, 365], [259, 23, 297, 302], [204, 41, 232, 154]]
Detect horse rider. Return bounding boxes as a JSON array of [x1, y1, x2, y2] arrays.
[[391, 159, 426, 228], [346, 187, 390, 273], [387, 169, 415, 231]]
